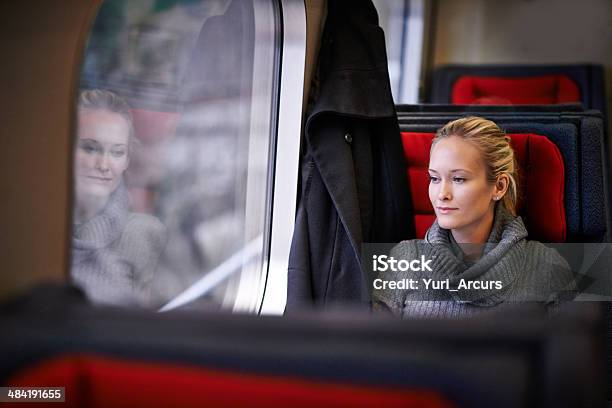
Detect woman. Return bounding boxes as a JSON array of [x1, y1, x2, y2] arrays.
[[71, 89, 167, 307], [372, 116, 575, 318]]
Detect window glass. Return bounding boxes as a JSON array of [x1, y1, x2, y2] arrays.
[[373, 0, 406, 101], [374, 0, 426, 103], [72, 0, 280, 311]]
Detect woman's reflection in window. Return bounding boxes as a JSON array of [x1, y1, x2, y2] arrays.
[[71, 89, 167, 307]]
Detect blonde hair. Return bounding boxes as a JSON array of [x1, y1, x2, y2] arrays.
[[433, 116, 519, 215], [78, 89, 138, 155]]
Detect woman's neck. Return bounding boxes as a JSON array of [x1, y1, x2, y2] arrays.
[[74, 195, 106, 224], [451, 207, 495, 258]]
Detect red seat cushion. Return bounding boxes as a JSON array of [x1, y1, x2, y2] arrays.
[[401, 132, 566, 242], [6, 354, 457, 408], [451, 75, 580, 105]]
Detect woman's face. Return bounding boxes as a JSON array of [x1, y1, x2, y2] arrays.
[[75, 109, 130, 202], [428, 135, 497, 237]]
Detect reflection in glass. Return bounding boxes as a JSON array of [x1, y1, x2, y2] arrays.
[[72, 90, 167, 307], [73, 0, 279, 311]]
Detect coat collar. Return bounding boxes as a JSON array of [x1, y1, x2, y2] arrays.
[[307, 0, 396, 120]]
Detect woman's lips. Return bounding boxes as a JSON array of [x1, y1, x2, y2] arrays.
[[85, 176, 113, 183], [436, 206, 458, 214]]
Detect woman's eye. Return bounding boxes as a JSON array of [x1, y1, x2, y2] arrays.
[[428, 175, 440, 183], [79, 144, 99, 154], [452, 177, 466, 184], [111, 150, 126, 158]]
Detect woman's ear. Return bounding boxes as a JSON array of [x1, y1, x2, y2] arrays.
[[493, 174, 510, 199]]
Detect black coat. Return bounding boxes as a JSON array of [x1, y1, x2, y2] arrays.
[[286, 0, 414, 311]]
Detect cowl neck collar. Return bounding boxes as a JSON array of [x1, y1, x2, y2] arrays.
[[72, 182, 130, 251], [422, 203, 528, 306]]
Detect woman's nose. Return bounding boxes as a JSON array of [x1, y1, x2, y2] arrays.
[[95, 154, 110, 172], [438, 181, 451, 200]]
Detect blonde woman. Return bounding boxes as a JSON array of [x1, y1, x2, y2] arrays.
[[373, 116, 574, 318], [71, 89, 167, 307]]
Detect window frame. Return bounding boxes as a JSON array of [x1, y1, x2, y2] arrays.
[[257, 0, 306, 315]]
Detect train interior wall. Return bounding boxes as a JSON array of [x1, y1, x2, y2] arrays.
[[0, 0, 101, 302]]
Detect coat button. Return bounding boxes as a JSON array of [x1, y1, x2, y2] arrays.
[[344, 133, 353, 144]]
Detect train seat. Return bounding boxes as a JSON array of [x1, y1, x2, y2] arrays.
[[429, 64, 606, 115], [6, 354, 456, 408], [0, 285, 604, 408], [402, 132, 566, 242]]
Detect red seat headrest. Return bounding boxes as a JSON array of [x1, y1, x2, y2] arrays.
[[451, 75, 580, 105]]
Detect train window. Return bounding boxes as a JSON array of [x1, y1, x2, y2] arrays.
[[71, 0, 305, 313], [374, 0, 428, 103]]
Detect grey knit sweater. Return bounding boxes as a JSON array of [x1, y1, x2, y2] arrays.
[[372, 204, 575, 318], [71, 183, 167, 307]]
